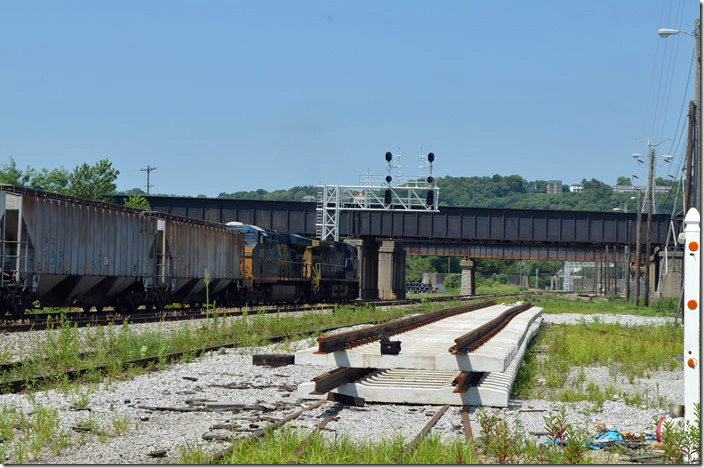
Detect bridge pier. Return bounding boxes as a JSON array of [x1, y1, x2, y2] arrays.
[[346, 237, 379, 300], [460, 258, 476, 296], [653, 249, 683, 299], [378, 240, 406, 300]]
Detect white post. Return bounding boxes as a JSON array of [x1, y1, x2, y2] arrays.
[[683, 208, 700, 429]]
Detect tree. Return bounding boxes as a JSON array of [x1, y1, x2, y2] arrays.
[[616, 176, 632, 186], [28, 167, 70, 193], [124, 195, 151, 210], [67, 159, 119, 202], [0, 157, 32, 186]]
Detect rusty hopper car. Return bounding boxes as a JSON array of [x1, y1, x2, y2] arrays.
[[144, 212, 245, 309], [0, 185, 245, 316], [0, 185, 156, 315]]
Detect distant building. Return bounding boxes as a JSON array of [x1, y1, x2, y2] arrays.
[[546, 180, 563, 194], [612, 185, 670, 194], [569, 184, 583, 193], [302, 195, 316, 202]]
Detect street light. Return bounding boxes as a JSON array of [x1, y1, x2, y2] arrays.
[[658, 28, 694, 37]]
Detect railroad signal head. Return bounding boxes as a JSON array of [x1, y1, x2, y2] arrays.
[[385, 151, 393, 162], [427, 152, 435, 163], [385, 175, 393, 183], [426, 190, 434, 206], [384, 189, 392, 205], [427, 176, 434, 184]]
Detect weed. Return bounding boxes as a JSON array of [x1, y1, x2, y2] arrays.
[[111, 414, 130, 436], [71, 390, 91, 410], [562, 423, 588, 464], [543, 407, 568, 443]]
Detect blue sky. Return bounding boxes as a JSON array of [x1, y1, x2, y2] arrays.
[[0, 1, 698, 196]]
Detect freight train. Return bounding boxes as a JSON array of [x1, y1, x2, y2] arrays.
[[0, 185, 358, 316]]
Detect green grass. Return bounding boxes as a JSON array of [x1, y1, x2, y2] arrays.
[[513, 323, 682, 408], [475, 283, 527, 295], [532, 296, 678, 317], [180, 427, 477, 464], [0, 299, 484, 393]]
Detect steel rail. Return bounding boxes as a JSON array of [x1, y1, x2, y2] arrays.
[[209, 399, 330, 463], [0, 290, 550, 333], [311, 367, 374, 395], [315, 301, 497, 353], [288, 405, 344, 463], [460, 405, 473, 442], [452, 371, 484, 394], [448, 302, 533, 354], [0, 320, 380, 394], [395, 404, 450, 462]]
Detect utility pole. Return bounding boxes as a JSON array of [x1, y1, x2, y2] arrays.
[[140, 166, 157, 196], [635, 191, 643, 306], [695, 18, 701, 211], [686, 101, 695, 211], [626, 220, 631, 301], [535, 268, 539, 290], [644, 146, 655, 307]]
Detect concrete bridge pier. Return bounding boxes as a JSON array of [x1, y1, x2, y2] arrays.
[[653, 249, 683, 299], [460, 258, 476, 296], [378, 240, 406, 300], [346, 237, 379, 300]]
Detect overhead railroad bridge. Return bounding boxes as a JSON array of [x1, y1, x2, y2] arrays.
[[116, 195, 679, 300]]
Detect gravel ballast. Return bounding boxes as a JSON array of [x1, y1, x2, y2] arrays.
[[0, 312, 682, 464]]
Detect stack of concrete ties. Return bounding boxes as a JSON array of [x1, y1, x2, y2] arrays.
[[294, 302, 543, 407]]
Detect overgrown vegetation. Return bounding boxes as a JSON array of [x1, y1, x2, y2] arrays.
[[0, 300, 477, 393], [660, 403, 701, 464], [513, 323, 682, 408], [532, 296, 678, 317], [178, 407, 600, 464]]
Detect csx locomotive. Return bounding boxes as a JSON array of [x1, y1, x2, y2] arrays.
[[0, 185, 358, 316]]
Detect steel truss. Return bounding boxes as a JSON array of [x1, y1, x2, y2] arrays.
[[316, 183, 440, 241]]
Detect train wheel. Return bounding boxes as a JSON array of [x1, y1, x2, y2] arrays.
[[96, 306, 104, 313], [82, 306, 92, 314]]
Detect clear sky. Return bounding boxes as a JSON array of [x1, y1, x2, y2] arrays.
[[0, 1, 698, 196]]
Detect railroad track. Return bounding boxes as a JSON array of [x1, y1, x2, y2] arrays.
[[0, 295, 541, 394], [0, 290, 553, 333], [208, 393, 473, 463], [0, 319, 382, 394]]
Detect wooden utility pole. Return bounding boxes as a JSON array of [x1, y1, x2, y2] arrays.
[[634, 191, 643, 306], [625, 222, 632, 301], [685, 101, 695, 211], [644, 147, 655, 307], [140, 165, 157, 196]]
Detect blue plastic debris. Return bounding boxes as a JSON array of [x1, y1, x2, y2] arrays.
[[588, 429, 624, 450]]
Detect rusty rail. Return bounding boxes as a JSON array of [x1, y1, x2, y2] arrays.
[[449, 303, 532, 354], [315, 301, 496, 353], [460, 405, 473, 442], [311, 368, 373, 395], [396, 404, 450, 462], [452, 371, 484, 394], [210, 399, 329, 462]]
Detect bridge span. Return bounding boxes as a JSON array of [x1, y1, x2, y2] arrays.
[[117, 195, 680, 300]]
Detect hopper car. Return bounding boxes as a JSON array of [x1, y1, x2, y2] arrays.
[[0, 185, 358, 316]]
